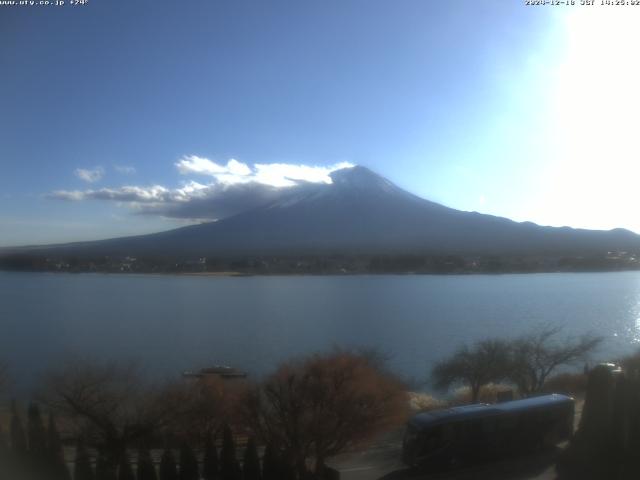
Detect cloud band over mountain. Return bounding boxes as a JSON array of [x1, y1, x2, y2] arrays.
[[49, 157, 354, 221]]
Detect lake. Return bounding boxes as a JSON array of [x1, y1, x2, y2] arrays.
[[2, 271, 640, 392]]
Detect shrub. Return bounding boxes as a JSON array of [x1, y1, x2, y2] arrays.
[[407, 392, 446, 412], [542, 372, 588, 396], [452, 383, 515, 405]]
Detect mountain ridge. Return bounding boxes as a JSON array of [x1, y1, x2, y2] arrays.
[[3, 166, 639, 258]]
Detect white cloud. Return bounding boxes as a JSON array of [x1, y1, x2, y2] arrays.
[[51, 156, 356, 220], [74, 167, 105, 183], [175, 156, 249, 177], [49, 190, 86, 201], [175, 154, 353, 188], [176, 180, 209, 195], [49, 185, 171, 203], [227, 158, 252, 176], [48, 183, 214, 204], [49, 181, 285, 219], [254, 162, 353, 187], [114, 165, 136, 175]]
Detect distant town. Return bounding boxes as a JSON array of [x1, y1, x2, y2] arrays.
[[1, 251, 639, 275]]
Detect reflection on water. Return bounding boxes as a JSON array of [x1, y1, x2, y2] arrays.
[[631, 297, 640, 343], [1, 271, 640, 390]]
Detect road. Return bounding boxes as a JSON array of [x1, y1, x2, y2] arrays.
[[330, 431, 560, 480]]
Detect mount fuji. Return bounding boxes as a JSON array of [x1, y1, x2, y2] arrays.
[[7, 166, 640, 258]]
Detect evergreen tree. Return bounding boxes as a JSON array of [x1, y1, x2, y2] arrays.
[[27, 402, 47, 462], [96, 451, 117, 480], [278, 451, 296, 480], [117, 451, 135, 480], [220, 425, 241, 480], [137, 447, 158, 480], [260, 444, 278, 480], [0, 422, 9, 477], [74, 440, 95, 480], [159, 448, 178, 480], [242, 438, 261, 480], [0, 422, 7, 457], [47, 413, 71, 480], [10, 400, 27, 456], [179, 443, 199, 480], [202, 434, 219, 480]]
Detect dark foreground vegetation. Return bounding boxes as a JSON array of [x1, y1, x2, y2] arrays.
[[424, 345, 640, 480], [1, 251, 639, 275], [557, 357, 640, 480], [1, 332, 636, 480], [0, 350, 408, 480]]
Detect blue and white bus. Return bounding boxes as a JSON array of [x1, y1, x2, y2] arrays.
[[402, 394, 574, 468]]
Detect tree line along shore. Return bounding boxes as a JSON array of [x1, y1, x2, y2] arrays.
[[1, 251, 639, 275]]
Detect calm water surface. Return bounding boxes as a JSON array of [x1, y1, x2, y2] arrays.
[[2, 271, 640, 390]]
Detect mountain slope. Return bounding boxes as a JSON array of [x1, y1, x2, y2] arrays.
[[10, 166, 640, 257]]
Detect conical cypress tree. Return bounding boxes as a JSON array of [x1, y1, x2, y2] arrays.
[[0, 422, 7, 456], [202, 434, 219, 480], [47, 413, 71, 480], [220, 425, 241, 480], [159, 448, 178, 480], [96, 452, 107, 480], [0, 422, 8, 474], [137, 447, 157, 480], [278, 452, 296, 480], [10, 400, 27, 456], [96, 451, 117, 480], [242, 438, 260, 480], [27, 403, 47, 462], [261, 444, 278, 480], [117, 451, 135, 480], [178, 443, 199, 480], [74, 440, 95, 480]]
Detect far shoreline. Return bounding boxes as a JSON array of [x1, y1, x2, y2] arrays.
[[1, 268, 640, 278]]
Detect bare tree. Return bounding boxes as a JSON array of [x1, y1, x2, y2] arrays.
[[431, 339, 511, 403], [174, 374, 246, 443], [508, 326, 602, 396], [242, 349, 408, 478], [41, 359, 187, 473]]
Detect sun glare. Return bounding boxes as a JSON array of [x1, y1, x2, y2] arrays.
[[545, 8, 640, 232]]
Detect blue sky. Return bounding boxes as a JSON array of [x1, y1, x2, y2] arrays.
[[1, 1, 639, 246]]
